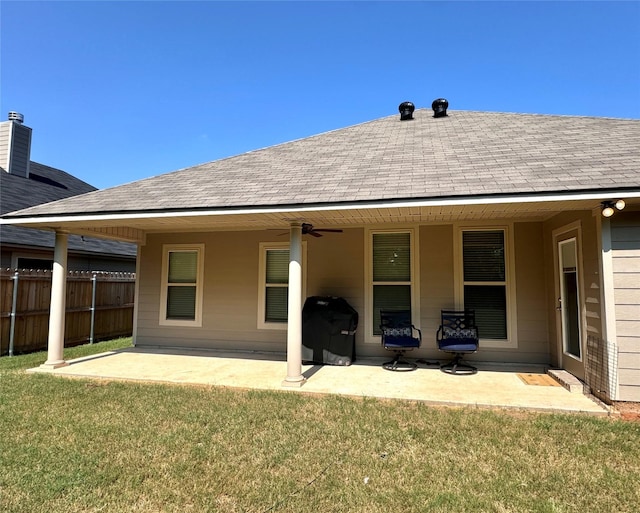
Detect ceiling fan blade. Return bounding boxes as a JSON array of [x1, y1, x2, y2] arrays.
[[313, 229, 343, 233], [308, 230, 323, 237]]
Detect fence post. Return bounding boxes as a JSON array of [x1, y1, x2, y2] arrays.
[[8, 271, 19, 357], [89, 273, 97, 344]]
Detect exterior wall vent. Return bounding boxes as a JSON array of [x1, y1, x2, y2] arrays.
[[1, 112, 32, 177], [398, 101, 415, 121], [432, 98, 449, 118]]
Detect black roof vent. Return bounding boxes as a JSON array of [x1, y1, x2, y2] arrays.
[[398, 101, 415, 121], [432, 98, 448, 118]]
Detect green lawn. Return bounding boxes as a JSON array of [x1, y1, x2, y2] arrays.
[[1, 340, 639, 513]]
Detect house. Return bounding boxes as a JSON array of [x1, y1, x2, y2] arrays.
[[2, 102, 639, 402], [0, 112, 136, 272]]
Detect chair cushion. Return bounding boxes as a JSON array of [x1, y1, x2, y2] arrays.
[[438, 340, 478, 352], [383, 335, 421, 349]]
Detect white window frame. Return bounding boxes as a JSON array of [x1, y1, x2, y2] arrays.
[[159, 244, 205, 327], [454, 223, 517, 349], [364, 227, 420, 343], [257, 242, 307, 330]]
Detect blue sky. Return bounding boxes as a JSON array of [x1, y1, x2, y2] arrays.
[[2, 1, 639, 190]]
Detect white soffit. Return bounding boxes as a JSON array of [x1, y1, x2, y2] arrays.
[[2, 191, 639, 239]]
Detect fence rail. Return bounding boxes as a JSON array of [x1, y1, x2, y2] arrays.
[[1, 269, 135, 356]]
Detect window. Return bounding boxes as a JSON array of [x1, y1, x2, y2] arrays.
[[458, 227, 515, 346], [258, 243, 306, 329], [160, 244, 204, 327], [16, 257, 53, 270], [368, 230, 418, 338], [265, 248, 289, 323]]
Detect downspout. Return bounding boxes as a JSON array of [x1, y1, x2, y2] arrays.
[[282, 221, 306, 387]]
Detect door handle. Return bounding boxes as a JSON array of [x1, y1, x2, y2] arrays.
[[556, 298, 562, 311]]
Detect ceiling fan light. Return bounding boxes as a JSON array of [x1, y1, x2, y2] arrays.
[[615, 199, 626, 211]]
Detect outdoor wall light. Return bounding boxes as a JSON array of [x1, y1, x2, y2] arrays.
[[601, 200, 625, 218]]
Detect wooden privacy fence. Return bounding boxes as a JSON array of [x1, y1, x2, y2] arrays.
[[1, 269, 135, 356]]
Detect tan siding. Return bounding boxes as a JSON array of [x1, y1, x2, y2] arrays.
[[417, 222, 550, 364], [614, 272, 640, 289], [616, 305, 640, 320], [473, 222, 550, 364], [614, 256, 640, 272], [137, 231, 278, 351], [614, 289, 640, 303], [305, 229, 364, 306], [543, 211, 605, 373], [581, 216, 604, 338], [612, 211, 640, 398], [620, 352, 640, 368], [618, 386, 640, 402], [135, 229, 366, 353], [617, 321, 640, 337], [618, 336, 640, 352], [0, 122, 10, 171], [511, 222, 549, 363], [419, 224, 455, 357], [133, 221, 559, 365], [305, 228, 366, 349], [618, 369, 640, 386], [3, 122, 31, 177]]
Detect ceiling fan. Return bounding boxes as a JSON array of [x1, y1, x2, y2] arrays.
[[301, 223, 343, 237], [276, 223, 344, 237]]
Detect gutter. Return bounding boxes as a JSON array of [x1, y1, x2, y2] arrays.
[[2, 188, 640, 226]]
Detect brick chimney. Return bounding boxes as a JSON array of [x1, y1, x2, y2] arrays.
[[0, 112, 32, 178]]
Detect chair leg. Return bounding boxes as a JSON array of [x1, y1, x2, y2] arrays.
[[382, 351, 417, 371], [440, 354, 477, 375]]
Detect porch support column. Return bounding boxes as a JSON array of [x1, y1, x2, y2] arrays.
[[41, 231, 69, 370], [282, 221, 306, 387]]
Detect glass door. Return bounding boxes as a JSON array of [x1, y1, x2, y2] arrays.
[[556, 236, 584, 379]]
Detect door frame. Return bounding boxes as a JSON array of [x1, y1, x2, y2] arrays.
[[552, 221, 586, 380]]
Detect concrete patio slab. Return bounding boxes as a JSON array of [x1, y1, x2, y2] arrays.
[[28, 347, 609, 415]]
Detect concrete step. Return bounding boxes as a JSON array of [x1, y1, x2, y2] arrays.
[[548, 369, 586, 394]]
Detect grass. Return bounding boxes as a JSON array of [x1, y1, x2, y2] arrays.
[[1, 340, 639, 513]]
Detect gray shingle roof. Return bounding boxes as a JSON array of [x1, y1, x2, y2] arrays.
[[5, 109, 640, 218], [1, 162, 136, 256], [1, 162, 97, 214]]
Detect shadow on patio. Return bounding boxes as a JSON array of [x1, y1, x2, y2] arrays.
[[28, 346, 609, 415]]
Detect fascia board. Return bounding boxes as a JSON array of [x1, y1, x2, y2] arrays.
[[2, 189, 640, 226]]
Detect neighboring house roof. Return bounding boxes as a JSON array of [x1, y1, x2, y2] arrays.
[[1, 162, 136, 257], [4, 162, 98, 206], [4, 109, 640, 220]]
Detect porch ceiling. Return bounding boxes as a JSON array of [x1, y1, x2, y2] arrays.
[[4, 196, 637, 243]]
